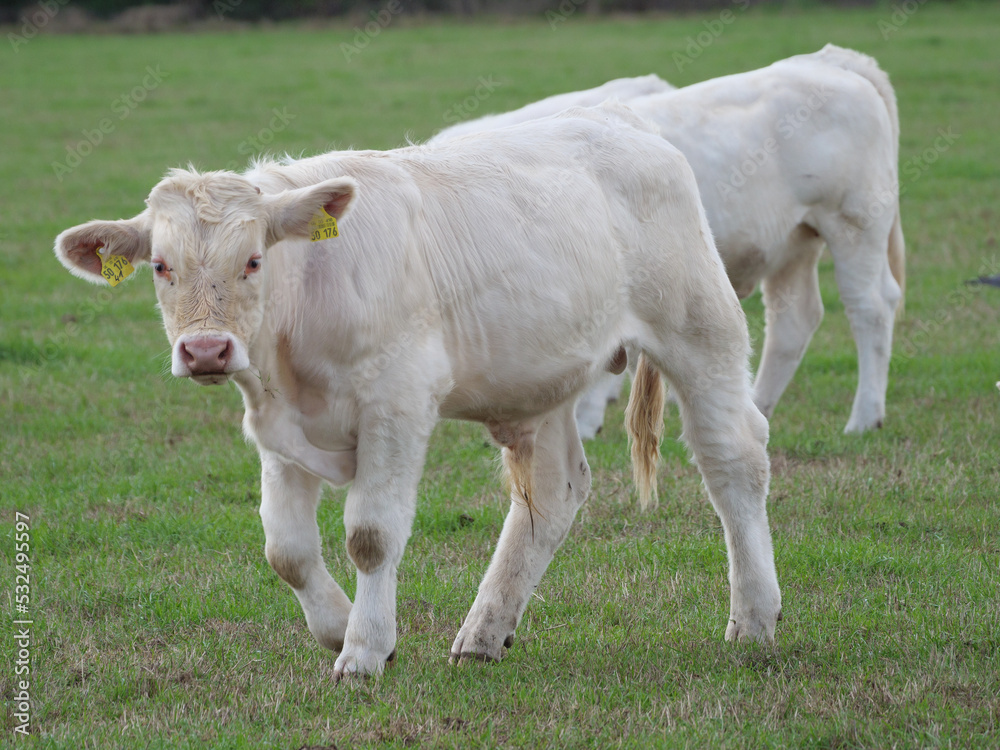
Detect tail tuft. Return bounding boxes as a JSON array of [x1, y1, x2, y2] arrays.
[[625, 353, 665, 510]]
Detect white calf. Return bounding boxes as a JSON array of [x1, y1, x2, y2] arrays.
[[443, 46, 905, 436], [636, 45, 904, 434], [54, 102, 780, 678]]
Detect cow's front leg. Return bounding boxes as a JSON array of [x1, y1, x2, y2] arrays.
[[259, 450, 353, 651], [451, 402, 591, 662], [334, 409, 435, 680]]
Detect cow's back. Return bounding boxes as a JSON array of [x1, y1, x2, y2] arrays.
[[628, 58, 896, 268], [430, 74, 673, 142]]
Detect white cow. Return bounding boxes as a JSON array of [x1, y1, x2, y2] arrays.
[[54, 102, 780, 679], [429, 74, 672, 143], [439, 46, 905, 437]]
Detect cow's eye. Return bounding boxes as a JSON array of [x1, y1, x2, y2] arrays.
[[245, 255, 262, 275], [152, 259, 171, 281]]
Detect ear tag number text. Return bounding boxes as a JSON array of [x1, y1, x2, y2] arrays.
[[96, 246, 135, 287], [309, 208, 339, 242]]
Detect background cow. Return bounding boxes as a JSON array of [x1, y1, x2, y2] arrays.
[[54, 102, 780, 679], [429, 74, 671, 143], [436, 45, 905, 437]]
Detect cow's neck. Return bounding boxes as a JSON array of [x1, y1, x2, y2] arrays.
[[232, 318, 357, 487]]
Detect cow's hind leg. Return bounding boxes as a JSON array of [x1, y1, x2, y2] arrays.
[[824, 218, 902, 433], [451, 401, 591, 662], [642, 307, 781, 642], [575, 371, 626, 440], [752, 230, 826, 419], [259, 450, 353, 652]]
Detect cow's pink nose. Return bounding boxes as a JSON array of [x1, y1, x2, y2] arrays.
[[180, 337, 232, 375]]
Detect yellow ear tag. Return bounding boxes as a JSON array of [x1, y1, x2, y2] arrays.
[[308, 208, 339, 242], [96, 246, 135, 287]]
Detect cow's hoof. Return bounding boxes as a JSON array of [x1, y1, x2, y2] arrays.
[[449, 650, 498, 665], [333, 648, 395, 683], [725, 614, 778, 645], [449, 635, 512, 664], [844, 409, 885, 434], [448, 630, 513, 665]]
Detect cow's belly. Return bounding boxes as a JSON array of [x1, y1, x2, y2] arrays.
[[716, 242, 769, 299], [440, 359, 597, 423], [704, 192, 813, 298], [438, 308, 633, 423]]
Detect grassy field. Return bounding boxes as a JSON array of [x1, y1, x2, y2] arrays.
[[2, 3, 999, 748]]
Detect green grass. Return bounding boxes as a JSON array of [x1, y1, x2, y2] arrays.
[[2, 4, 999, 748]]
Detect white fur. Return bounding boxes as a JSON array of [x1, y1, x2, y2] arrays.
[[54, 102, 780, 677], [575, 371, 626, 439], [444, 46, 904, 436], [429, 74, 673, 143]]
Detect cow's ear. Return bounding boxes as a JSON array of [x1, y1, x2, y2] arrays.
[[55, 213, 152, 284], [264, 177, 358, 246]]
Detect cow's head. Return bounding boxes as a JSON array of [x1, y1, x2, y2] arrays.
[[55, 169, 357, 385]]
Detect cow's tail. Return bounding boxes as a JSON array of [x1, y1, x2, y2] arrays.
[[814, 44, 906, 313], [888, 209, 906, 315], [625, 353, 665, 510]]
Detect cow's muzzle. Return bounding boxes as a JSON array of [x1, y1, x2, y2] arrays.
[[172, 333, 249, 384]]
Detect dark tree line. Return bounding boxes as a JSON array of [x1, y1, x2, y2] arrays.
[[2, 0, 908, 26]]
